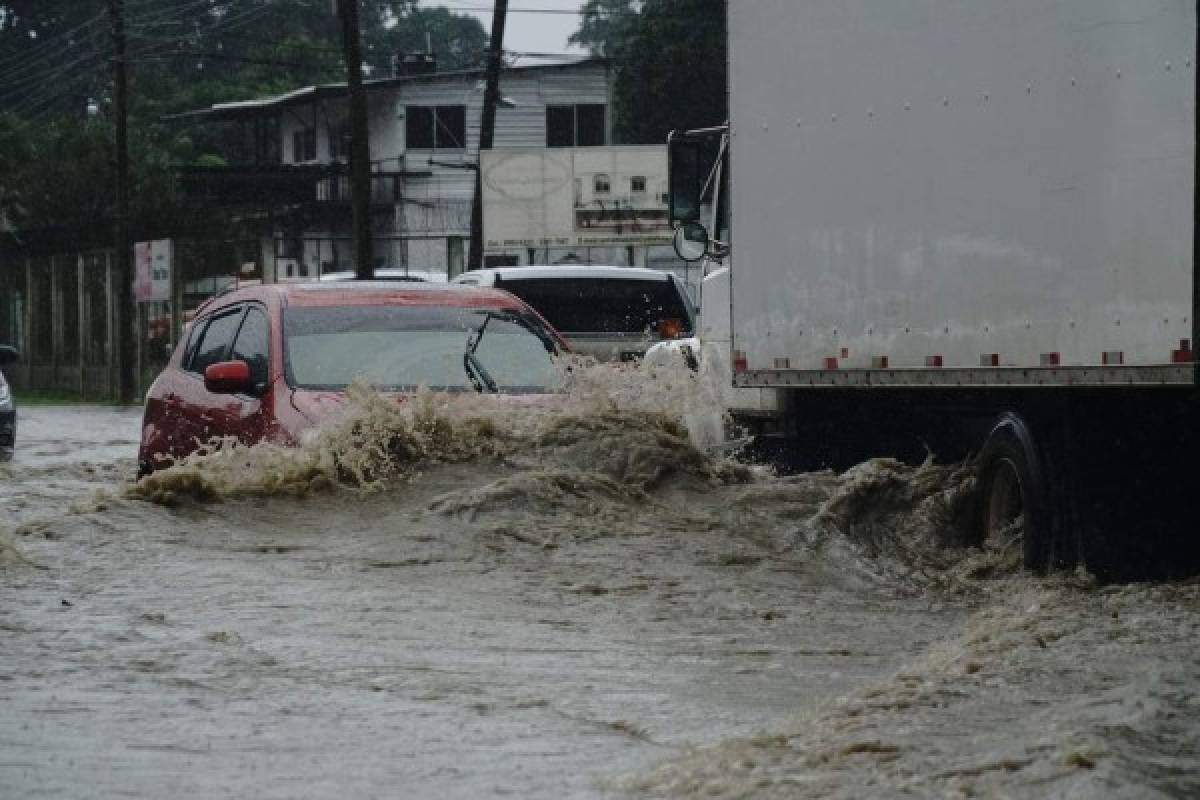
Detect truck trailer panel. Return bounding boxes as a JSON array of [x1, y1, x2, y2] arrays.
[[729, 0, 1197, 386]]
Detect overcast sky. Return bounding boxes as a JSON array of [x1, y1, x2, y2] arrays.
[[454, 1, 589, 56]]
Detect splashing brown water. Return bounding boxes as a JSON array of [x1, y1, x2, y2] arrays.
[[3, 363, 1196, 799], [130, 360, 746, 505], [0, 525, 29, 567], [620, 576, 1200, 800]]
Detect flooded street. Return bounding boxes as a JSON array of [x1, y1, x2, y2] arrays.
[[5, 1, 1200, 798], [1, 378, 1198, 799]]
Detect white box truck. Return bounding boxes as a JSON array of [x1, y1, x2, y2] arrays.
[[669, 0, 1199, 578]]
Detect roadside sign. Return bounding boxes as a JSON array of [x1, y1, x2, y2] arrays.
[[482, 146, 672, 250], [134, 239, 172, 302]]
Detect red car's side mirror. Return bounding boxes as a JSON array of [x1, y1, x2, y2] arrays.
[[204, 360, 253, 394]]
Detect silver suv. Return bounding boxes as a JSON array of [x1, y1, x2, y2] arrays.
[[453, 266, 695, 362]]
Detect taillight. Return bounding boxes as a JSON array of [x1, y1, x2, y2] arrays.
[[658, 318, 684, 339]]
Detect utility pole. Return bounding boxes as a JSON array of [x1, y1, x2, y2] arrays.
[[110, 0, 135, 403], [338, 0, 373, 279], [468, 0, 508, 270]]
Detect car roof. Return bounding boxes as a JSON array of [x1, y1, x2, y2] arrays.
[[459, 265, 674, 283], [194, 281, 530, 315]]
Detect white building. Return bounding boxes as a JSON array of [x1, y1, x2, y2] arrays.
[[177, 57, 614, 281]]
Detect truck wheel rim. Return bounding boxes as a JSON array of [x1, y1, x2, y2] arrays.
[[985, 459, 1024, 539]]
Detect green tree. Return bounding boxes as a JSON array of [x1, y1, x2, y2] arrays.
[[572, 0, 726, 144], [0, 113, 112, 236], [0, 1, 484, 239], [364, 5, 487, 73], [568, 0, 636, 58]]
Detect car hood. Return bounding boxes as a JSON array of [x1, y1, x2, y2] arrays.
[[288, 388, 353, 425]]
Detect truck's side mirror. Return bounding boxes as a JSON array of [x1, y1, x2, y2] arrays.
[[668, 131, 704, 224], [673, 221, 709, 262]]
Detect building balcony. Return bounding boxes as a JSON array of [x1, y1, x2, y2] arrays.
[[316, 173, 406, 207]]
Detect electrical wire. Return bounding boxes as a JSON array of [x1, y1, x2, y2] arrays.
[[0, 17, 108, 90], [131, 51, 334, 70], [0, 0, 215, 110], [0, 8, 107, 72], [1, 0, 618, 121], [3, 0, 284, 119], [3, 47, 111, 114], [438, 5, 630, 15]]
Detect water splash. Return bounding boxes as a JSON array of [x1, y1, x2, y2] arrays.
[[0, 525, 29, 568], [810, 457, 1013, 590], [130, 358, 743, 505]]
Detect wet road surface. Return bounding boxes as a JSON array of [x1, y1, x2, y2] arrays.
[[1, 384, 1197, 799]]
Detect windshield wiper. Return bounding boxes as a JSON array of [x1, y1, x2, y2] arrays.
[[464, 313, 498, 393]]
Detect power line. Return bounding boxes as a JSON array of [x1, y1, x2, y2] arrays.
[[2, 48, 110, 112], [2, 0, 285, 118], [131, 51, 334, 70], [439, 5, 630, 14], [0, 9, 107, 71], [129, 28, 344, 56], [0, 0, 234, 106], [2, 1, 613, 119], [0, 19, 108, 90]]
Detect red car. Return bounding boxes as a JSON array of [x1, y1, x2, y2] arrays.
[[138, 282, 568, 475]]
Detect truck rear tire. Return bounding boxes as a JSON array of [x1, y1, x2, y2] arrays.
[[973, 412, 1055, 573]]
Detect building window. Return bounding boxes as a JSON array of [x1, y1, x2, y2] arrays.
[[328, 120, 349, 160], [630, 175, 646, 193], [594, 174, 611, 194], [406, 105, 466, 150], [406, 107, 434, 149], [546, 104, 606, 147], [546, 106, 574, 147], [275, 236, 303, 260], [576, 104, 605, 146], [434, 105, 465, 149], [292, 127, 316, 162]]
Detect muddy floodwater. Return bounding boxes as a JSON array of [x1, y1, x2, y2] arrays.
[[2, 367, 1198, 799]]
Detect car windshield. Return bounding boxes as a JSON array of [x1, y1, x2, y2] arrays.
[[495, 277, 693, 335], [283, 304, 563, 393]]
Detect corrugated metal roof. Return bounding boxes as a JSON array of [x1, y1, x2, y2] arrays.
[[169, 57, 609, 122]]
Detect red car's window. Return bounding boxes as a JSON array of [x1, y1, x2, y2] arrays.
[[187, 308, 244, 375], [230, 308, 270, 389]]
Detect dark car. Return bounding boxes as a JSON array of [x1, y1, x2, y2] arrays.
[[0, 344, 17, 461], [137, 282, 568, 474]]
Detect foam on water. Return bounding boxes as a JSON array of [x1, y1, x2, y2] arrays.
[[621, 576, 1200, 799], [123, 359, 1025, 597], [0, 525, 29, 567], [4, 366, 1199, 798], [130, 357, 743, 505], [810, 457, 1024, 591]]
